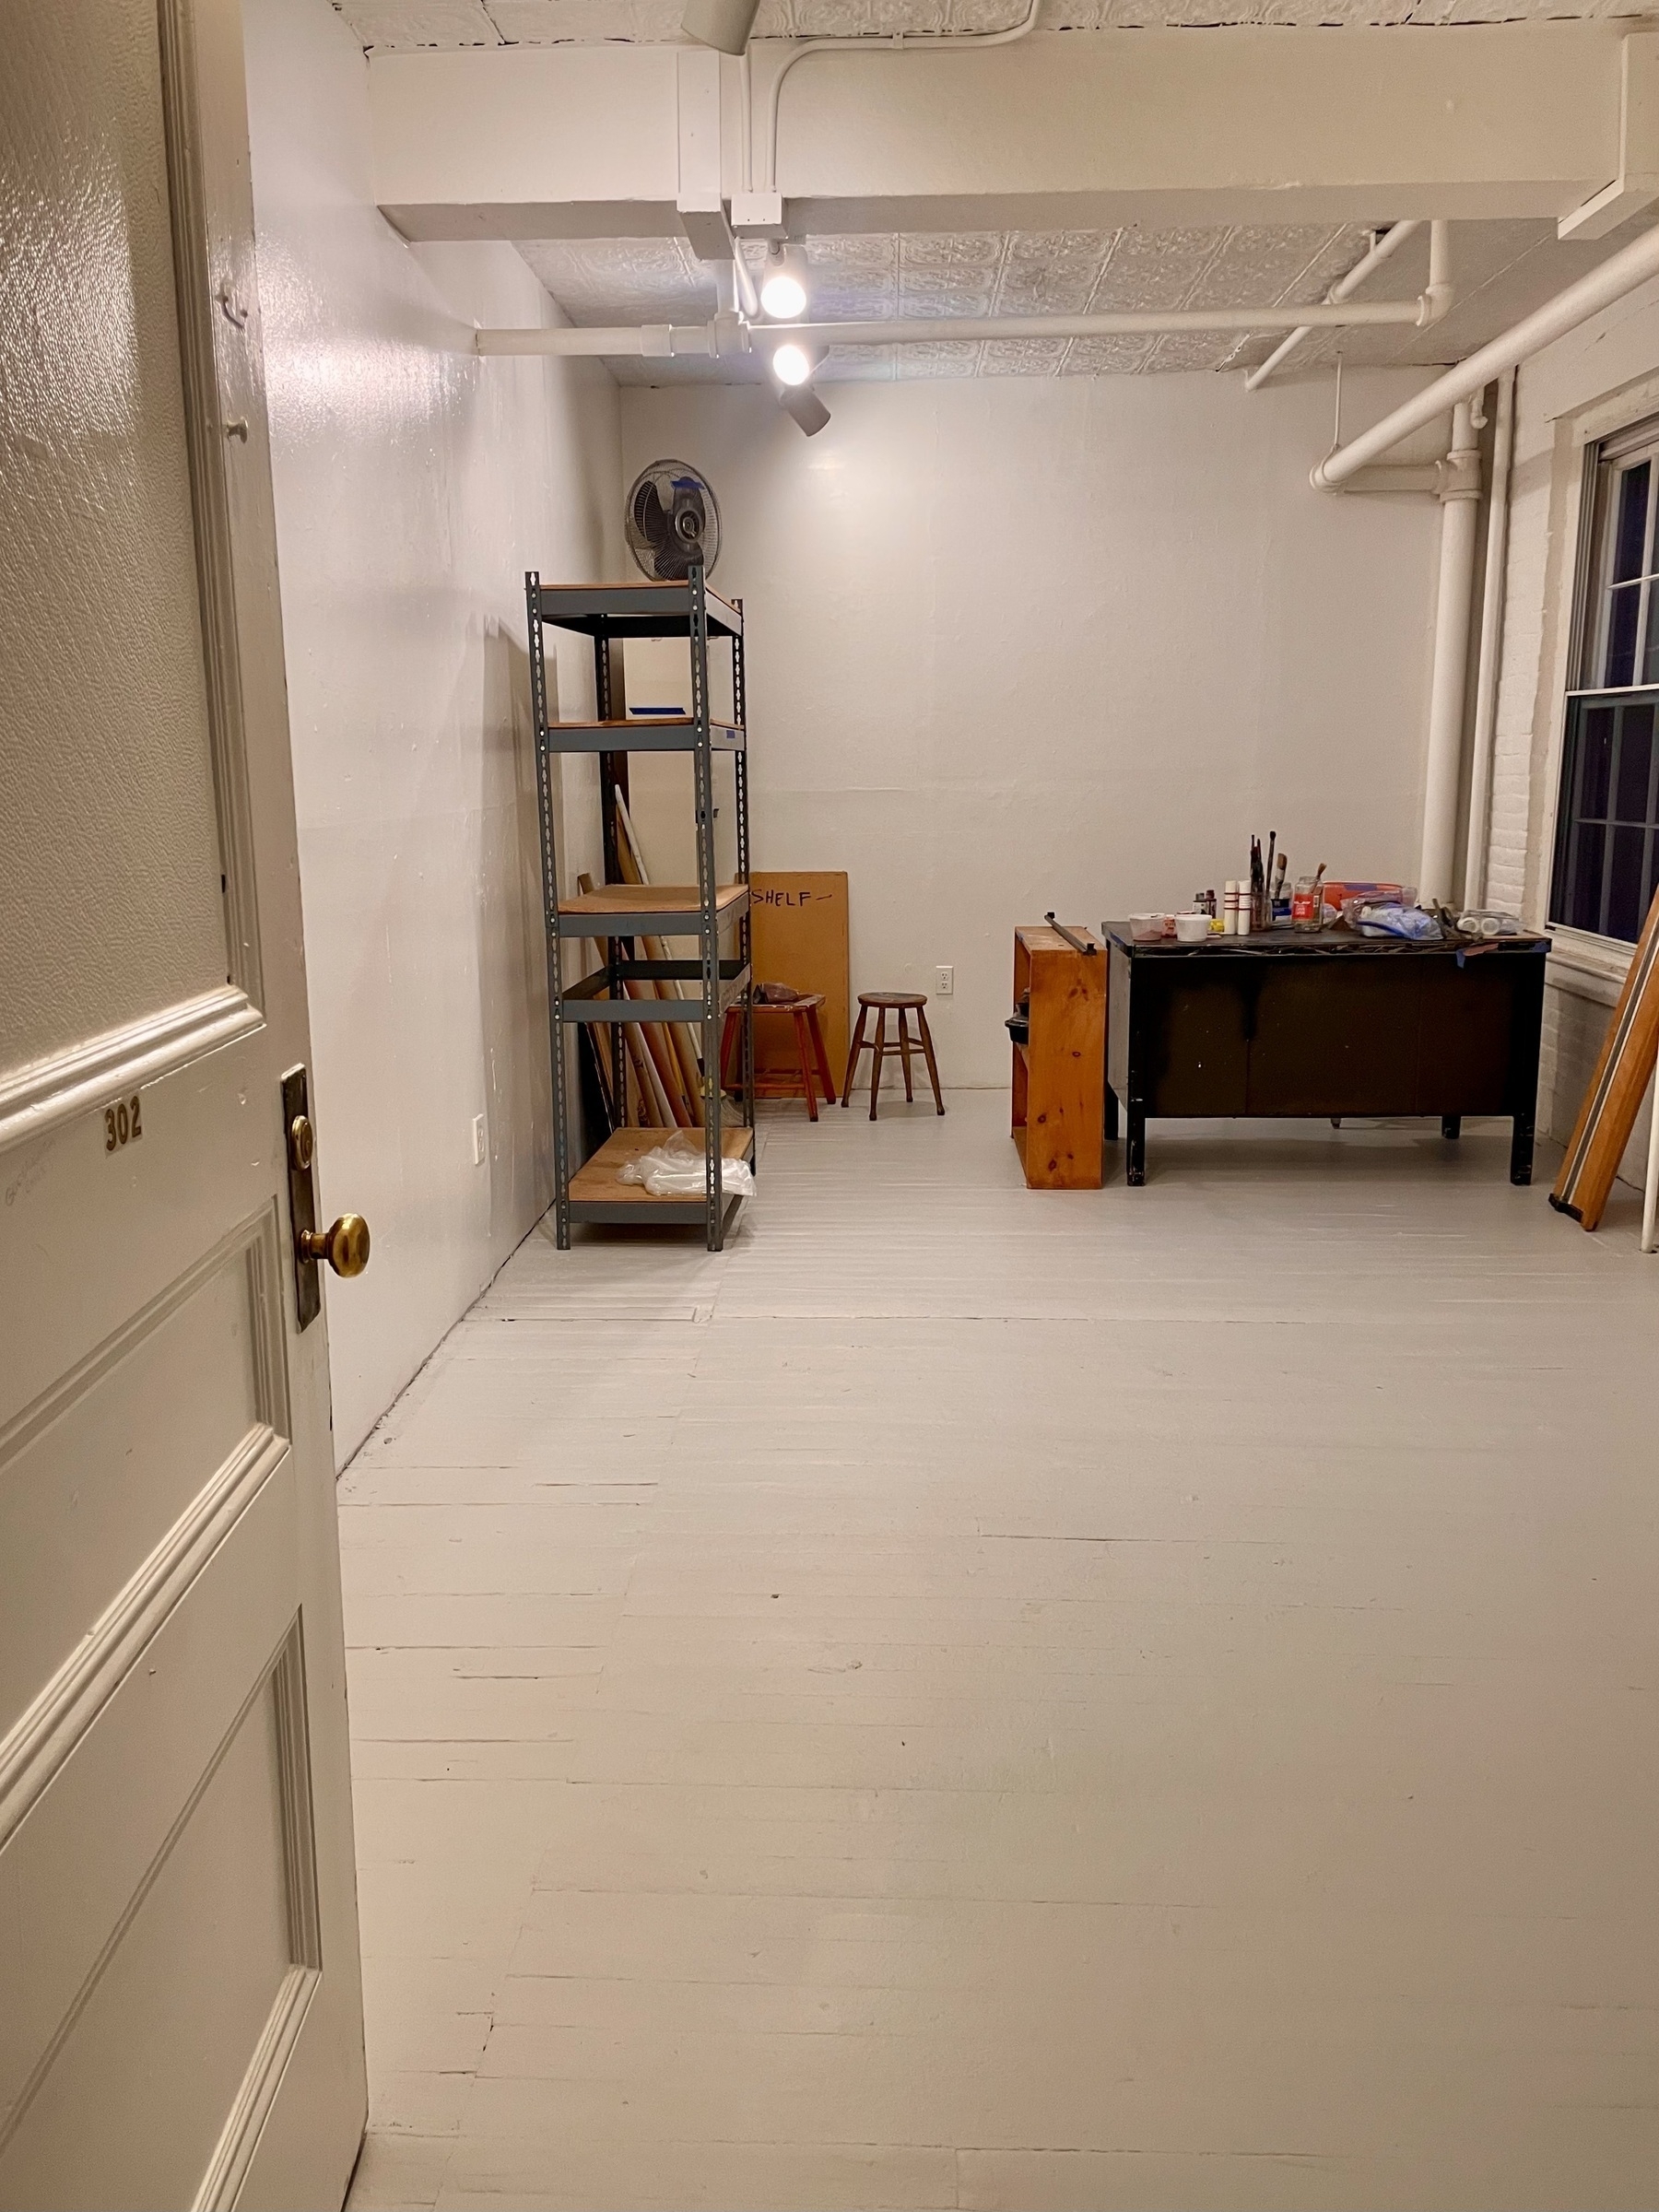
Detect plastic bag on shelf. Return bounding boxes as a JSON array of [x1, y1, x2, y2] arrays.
[[618, 1130, 756, 1198]]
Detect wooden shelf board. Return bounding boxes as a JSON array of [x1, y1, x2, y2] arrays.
[[569, 1125, 754, 1207], [559, 883, 747, 919]]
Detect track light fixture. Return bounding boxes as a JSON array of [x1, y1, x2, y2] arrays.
[[759, 243, 809, 322], [780, 383, 831, 437], [680, 0, 760, 53]]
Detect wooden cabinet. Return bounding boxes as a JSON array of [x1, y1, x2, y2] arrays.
[[1011, 925, 1108, 1188]]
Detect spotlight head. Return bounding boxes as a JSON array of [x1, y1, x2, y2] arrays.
[[681, 0, 760, 52], [759, 243, 809, 322], [780, 383, 831, 437], [770, 340, 817, 387]]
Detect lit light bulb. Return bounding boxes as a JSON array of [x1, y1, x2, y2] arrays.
[[771, 342, 814, 387], [759, 244, 809, 323], [759, 267, 806, 320]]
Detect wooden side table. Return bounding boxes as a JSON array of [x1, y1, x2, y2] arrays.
[[722, 993, 839, 1120], [1011, 924, 1107, 1188]]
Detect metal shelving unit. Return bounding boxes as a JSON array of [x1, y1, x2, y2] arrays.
[[525, 565, 754, 1250]]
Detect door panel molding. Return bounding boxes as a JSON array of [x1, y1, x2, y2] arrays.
[[193, 1628, 322, 2212], [157, 0, 265, 1014], [0, 986, 262, 1159], [0, 1208, 291, 1849], [0, 1422, 288, 1856], [0, 1611, 318, 2194], [194, 1964, 320, 2212]]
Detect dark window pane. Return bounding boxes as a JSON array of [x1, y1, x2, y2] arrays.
[[1614, 461, 1651, 582], [1617, 703, 1655, 818], [1581, 704, 1616, 818], [1606, 823, 1647, 940], [1606, 584, 1641, 686], [1569, 820, 1607, 933]]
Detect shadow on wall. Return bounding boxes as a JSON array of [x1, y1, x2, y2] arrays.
[[478, 625, 553, 1246]]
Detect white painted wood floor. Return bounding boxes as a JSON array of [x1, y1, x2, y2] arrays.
[[339, 1092, 1659, 2212]]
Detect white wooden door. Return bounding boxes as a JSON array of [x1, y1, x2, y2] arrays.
[[0, 1, 368, 2206]]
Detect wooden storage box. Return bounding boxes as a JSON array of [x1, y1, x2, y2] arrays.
[[1011, 924, 1108, 1189]]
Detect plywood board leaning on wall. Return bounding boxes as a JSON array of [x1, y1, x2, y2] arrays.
[[1550, 883, 1659, 1229], [750, 874, 851, 1088]]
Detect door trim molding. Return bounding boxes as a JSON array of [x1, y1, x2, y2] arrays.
[[0, 985, 262, 1158], [194, 1963, 321, 2212]]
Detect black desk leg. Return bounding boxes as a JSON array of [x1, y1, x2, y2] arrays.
[[1441, 1114, 1462, 1140], [1105, 1083, 1119, 1143], [1510, 1109, 1535, 1186], [1126, 1106, 1147, 1186]]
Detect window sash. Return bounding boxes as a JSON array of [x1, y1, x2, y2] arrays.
[[1549, 688, 1659, 942], [1583, 440, 1659, 690]]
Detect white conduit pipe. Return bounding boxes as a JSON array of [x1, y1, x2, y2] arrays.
[[1244, 219, 1423, 393], [1462, 367, 1516, 911], [1313, 218, 1659, 489], [754, 0, 1041, 194], [476, 294, 1436, 357], [1419, 396, 1483, 907]]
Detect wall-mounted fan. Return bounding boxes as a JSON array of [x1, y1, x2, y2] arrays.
[[625, 460, 721, 582]]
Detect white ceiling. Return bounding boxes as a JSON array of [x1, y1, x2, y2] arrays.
[[335, 0, 1642, 45], [514, 218, 1628, 381], [344, 0, 1648, 377]]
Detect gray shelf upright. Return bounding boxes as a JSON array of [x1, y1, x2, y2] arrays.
[[525, 565, 754, 1251]]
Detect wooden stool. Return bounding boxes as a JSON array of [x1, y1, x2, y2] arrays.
[[841, 993, 945, 1120], [722, 993, 839, 1120]]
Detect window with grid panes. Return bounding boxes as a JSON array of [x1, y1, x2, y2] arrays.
[[1551, 418, 1659, 942]]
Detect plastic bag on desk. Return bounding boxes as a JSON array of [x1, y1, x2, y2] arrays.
[[1352, 902, 1443, 941], [617, 1130, 756, 1198]]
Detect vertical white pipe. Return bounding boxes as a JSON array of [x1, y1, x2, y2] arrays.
[[1643, 1061, 1659, 1253], [1463, 369, 1516, 910], [1419, 397, 1483, 905]]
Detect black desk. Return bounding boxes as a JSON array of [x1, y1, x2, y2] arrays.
[[1102, 924, 1548, 1186]]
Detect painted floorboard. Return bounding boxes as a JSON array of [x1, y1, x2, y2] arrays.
[[340, 1095, 1659, 2212]]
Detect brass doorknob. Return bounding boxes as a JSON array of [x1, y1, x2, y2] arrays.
[[299, 1213, 371, 1277]]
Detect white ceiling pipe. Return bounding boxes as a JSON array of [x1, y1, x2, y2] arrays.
[[754, 0, 1041, 194], [788, 301, 1429, 342], [1462, 368, 1517, 911], [477, 324, 718, 356], [1419, 396, 1484, 906], [1244, 219, 1423, 392], [1313, 217, 1659, 489], [476, 295, 1431, 358]]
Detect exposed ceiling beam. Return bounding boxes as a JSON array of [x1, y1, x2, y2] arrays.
[[372, 24, 1629, 244]]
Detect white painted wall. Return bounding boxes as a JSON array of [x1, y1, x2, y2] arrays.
[[244, 0, 620, 1463], [1485, 267, 1659, 1184], [620, 371, 1441, 1085]]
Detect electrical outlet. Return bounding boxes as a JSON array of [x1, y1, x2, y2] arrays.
[[471, 1114, 487, 1166], [935, 965, 954, 997]]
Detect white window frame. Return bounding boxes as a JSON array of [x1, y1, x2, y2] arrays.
[[1532, 374, 1659, 990]]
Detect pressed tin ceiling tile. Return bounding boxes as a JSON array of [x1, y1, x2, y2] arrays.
[[900, 232, 1006, 317], [337, 0, 1643, 37], [334, 0, 501, 43], [980, 336, 1070, 373], [894, 339, 982, 376], [993, 230, 1119, 316], [513, 217, 1614, 380], [1060, 331, 1157, 372], [1090, 226, 1230, 312]]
